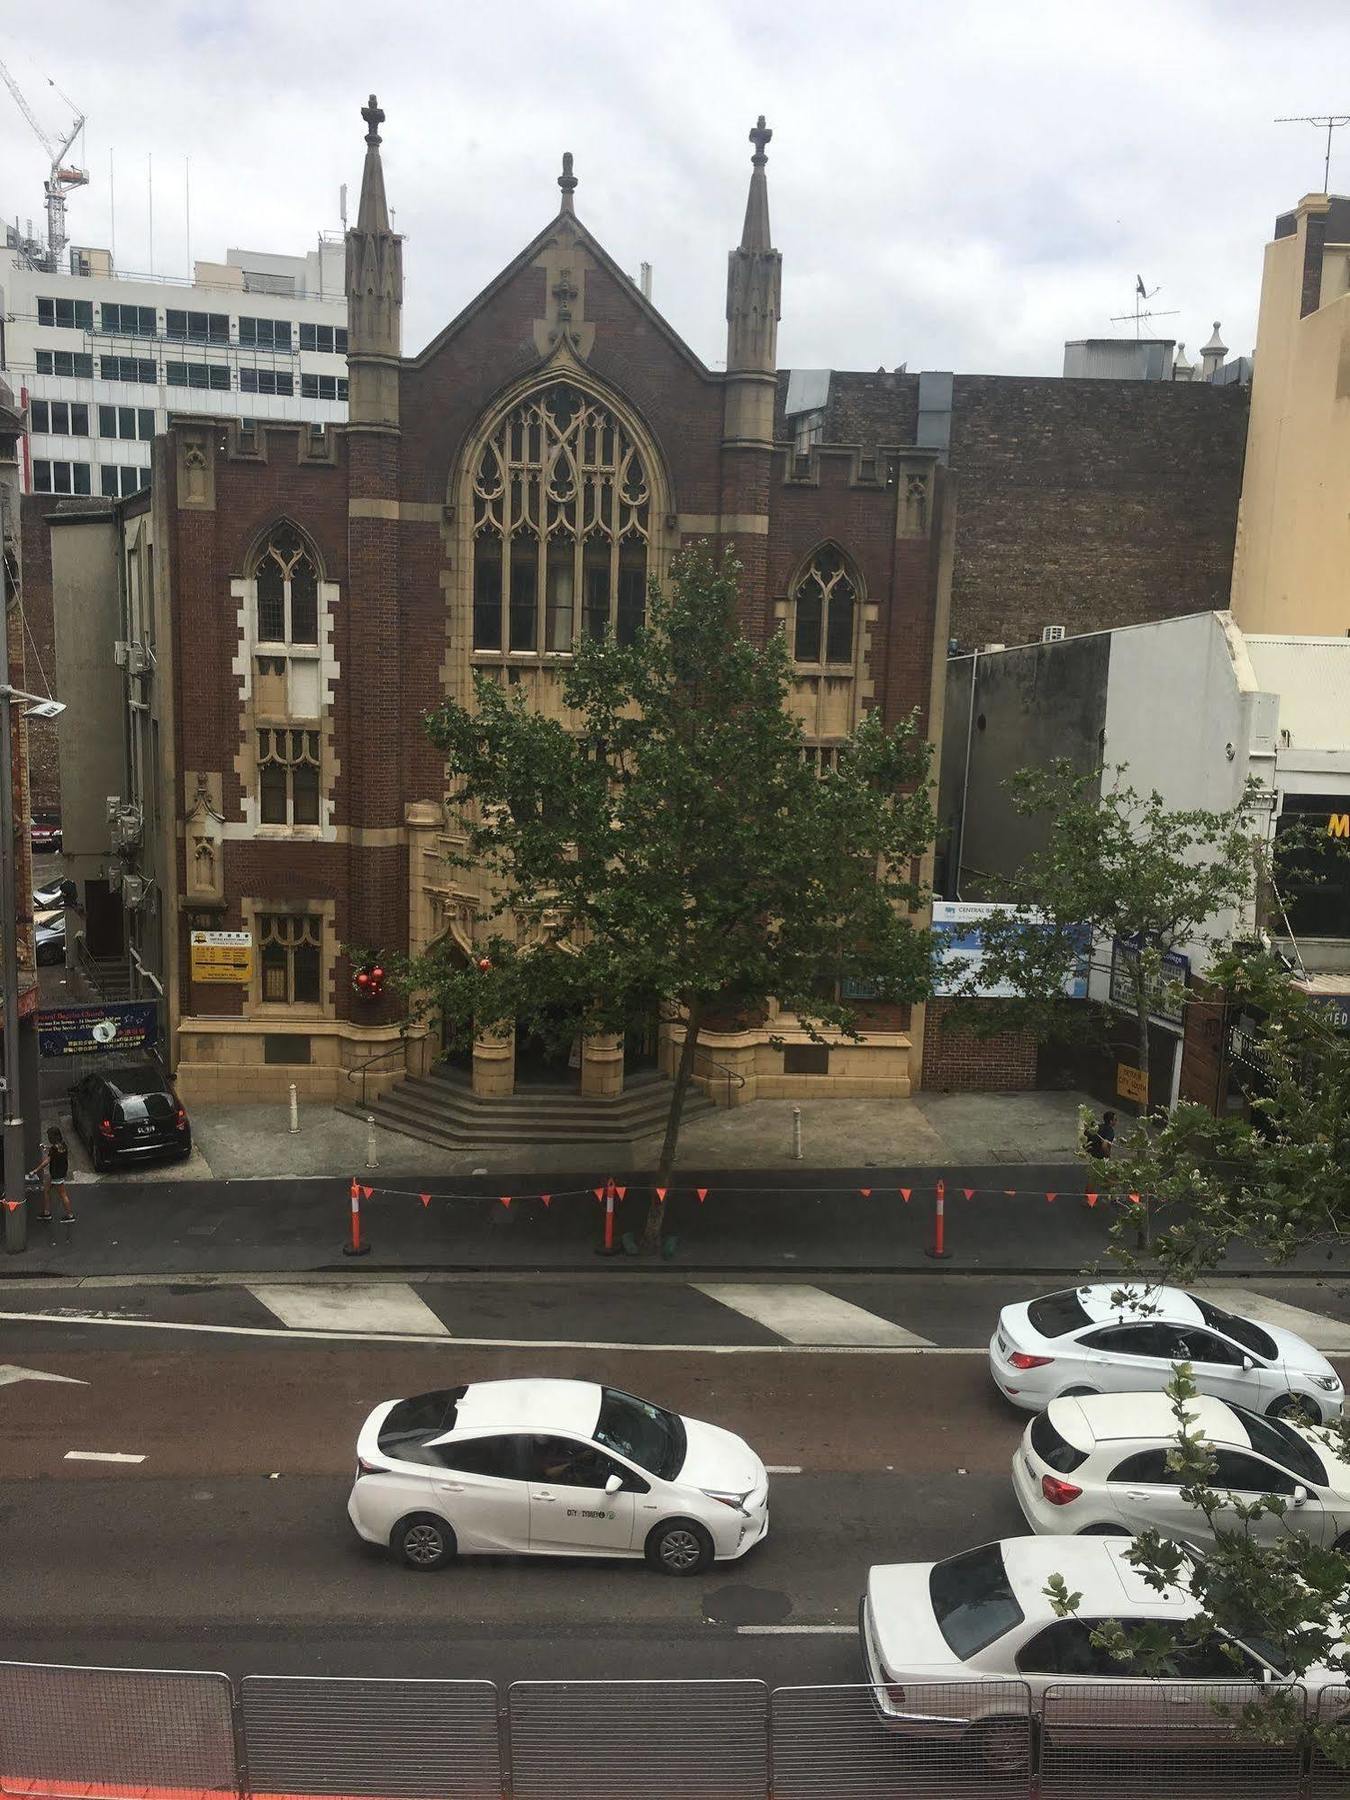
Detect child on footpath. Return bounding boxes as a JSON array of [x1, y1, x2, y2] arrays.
[[35, 1124, 74, 1223]]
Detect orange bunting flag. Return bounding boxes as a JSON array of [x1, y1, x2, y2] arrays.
[[1046, 1192, 1057, 1205], [419, 1193, 431, 1209], [696, 1187, 708, 1204], [499, 1195, 511, 1209], [2, 1199, 18, 1212], [593, 1186, 605, 1203], [859, 1187, 872, 1199], [1085, 1192, 1098, 1208], [540, 1193, 552, 1208], [963, 1188, 975, 1202], [900, 1187, 911, 1202], [615, 1185, 627, 1200], [1128, 1192, 1142, 1206], [655, 1186, 667, 1202], [361, 1186, 373, 1201]]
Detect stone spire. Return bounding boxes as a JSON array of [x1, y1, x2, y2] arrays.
[[345, 93, 403, 430], [1200, 320, 1227, 380], [558, 151, 578, 215], [725, 115, 781, 381]]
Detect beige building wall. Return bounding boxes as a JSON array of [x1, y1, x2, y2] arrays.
[[1231, 194, 1350, 636]]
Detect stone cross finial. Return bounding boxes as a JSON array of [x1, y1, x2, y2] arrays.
[[558, 151, 578, 211], [749, 115, 772, 165], [362, 94, 385, 147]]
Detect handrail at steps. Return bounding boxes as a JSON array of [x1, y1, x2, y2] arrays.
[[690, 1043, 747, 1108], [346, 1031, 411, 1107]]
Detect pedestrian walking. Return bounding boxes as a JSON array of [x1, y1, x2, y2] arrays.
[[1082, 1109, 1116, 1205], [35, 1125, 74, 1224]]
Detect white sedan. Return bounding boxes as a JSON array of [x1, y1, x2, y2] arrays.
[[990, 1283, 1343, 1421], [1014, 1390, 1350, 1549], [861, 1536, 1347, 1768], [348, 1378, 769, 1574]]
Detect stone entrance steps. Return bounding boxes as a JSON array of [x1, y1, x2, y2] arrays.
[[337, 1065, 713, 1150]]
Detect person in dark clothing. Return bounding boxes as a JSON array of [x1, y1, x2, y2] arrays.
[[1082, 1110, 1117, 1204], [36, 1125, 73, 1223]]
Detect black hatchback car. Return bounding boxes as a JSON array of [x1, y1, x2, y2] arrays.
[[69, 1063, 192, 1171]]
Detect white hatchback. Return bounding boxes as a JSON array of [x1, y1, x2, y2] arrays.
[[347, 1378, 769, 1575], [990, 1284, 1343, 1421], [1014, 1390, 1350, 1549]]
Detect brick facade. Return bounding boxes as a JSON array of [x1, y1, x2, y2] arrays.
[[920, 1000, 1038, 1092], [18, 494, 58, 814]]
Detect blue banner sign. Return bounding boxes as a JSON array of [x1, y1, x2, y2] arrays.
[[37, 1001, 159, 1059]]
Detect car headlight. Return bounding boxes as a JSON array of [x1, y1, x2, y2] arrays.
[[703, 1489, 751, 1515], [1311, 1375, 1341, 1393]]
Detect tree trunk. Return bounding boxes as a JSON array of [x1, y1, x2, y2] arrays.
[[642, 998, 703, 1251], [1133, 992, 1152, 1249]]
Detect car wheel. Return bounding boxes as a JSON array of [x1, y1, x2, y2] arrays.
[[391, 1513, 455, 1570], [964, 1715, 1032, 1777], [1267, 1393, 1321, 1424], [1076, 1522, 1129, 1536], [645, 1518, 714, 1576]]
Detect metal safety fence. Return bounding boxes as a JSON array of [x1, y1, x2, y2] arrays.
[[1, 1662, 1348, 1800]]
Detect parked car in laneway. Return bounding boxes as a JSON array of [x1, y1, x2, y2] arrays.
[[861, 1536, 1348, 1769], [29, 811, 62, 852], [1013, 1391, 1350, 1549], [990, 1284, 1342, 1421], [34, 913, 65, 965], [69, 1062, 191, 1171], [349, 1378, 769, 1575], [34, 878, 77, 910]]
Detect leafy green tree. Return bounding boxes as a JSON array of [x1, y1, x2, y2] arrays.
[[947, 762, 1261, 1113], [389, 546, 935, 1246]]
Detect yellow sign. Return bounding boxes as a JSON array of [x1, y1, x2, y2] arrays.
[[1116, 1062, 1148, 1105], [1328, 814, 1349, 838], [190, 929, 252, 984]]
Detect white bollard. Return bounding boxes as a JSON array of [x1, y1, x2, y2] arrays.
[[791, 1104, 803, 1161], [288, 1082, 299, 1133], [366, 1114, 378, 1170]]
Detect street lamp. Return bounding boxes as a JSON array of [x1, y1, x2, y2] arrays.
[[0, 666, 66, 1254]]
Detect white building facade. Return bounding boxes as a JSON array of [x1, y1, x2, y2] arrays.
[[0, 234, 349, 498]]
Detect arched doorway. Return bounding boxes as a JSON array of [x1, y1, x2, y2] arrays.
[[515, 1006, 582, 1088]]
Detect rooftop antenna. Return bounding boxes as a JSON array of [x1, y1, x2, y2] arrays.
[[1275, 113, 1350, 193], [1110, 275, 1179, 340]]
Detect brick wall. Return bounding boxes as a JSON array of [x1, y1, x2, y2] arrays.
[[920, 998, 1038, 1091], [19, 494, 59, 813]]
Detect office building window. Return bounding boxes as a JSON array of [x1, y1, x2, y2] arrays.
[[258, 913, 322, 1005], [165, 309, 229, 345], [165, 362, 231, 391], [300, 374, 348, 401], [240, 368, 294, 397], [298, 322, 347, 354], [37, 297, 93, 330], [98, 405, 155, 442], [100, 466, 151, 499], [99, 302, 157, 336], [100, 355, 157, 384], [32, 459, 92, 496], [239, 316, 292, 350], [37, 349, 94, 377], [30, 400, 89, 437], [257, 728, 321, 826]]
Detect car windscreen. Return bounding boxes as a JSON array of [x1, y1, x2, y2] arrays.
[[1190, 1296, 1278, 1362], [1232, 1405, 1328, 1488], [594, 1387, 686, 1480], [929, 1542, 1025, 1661], [1030, 1411, 1088, 1473], [377, 1387, 467, 1458], [1027, 1289, 1092, 1337]]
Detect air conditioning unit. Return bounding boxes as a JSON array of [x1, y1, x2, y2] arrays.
[[121, 874, 146, 909], [113, 641, 129, 668], [1042, 624, 1066, 643]]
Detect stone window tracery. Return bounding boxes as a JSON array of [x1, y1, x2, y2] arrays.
[[258, 912, 322, 1005], [792, 544, 858, 667], [472, 383, 650, 654], [255, 524, 318, 646], [258, 728, 321, 826]]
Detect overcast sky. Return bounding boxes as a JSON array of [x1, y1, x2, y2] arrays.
[[3, 0, 1348, 375]]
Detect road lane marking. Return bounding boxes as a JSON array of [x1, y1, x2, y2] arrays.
[[1189, 1285, 1350, 1352], [64, 1450, 145, 1463], [0, 1308, 985, 1354], [694, 1282, 934, 1346], [0, 1363, 88, 1388], [766, 1464, 803, 1474], [247, 1282, 451, 1336], [736, 1624, 856, 1634]]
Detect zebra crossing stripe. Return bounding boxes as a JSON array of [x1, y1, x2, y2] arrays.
[[693, 1283, 933, 1347]]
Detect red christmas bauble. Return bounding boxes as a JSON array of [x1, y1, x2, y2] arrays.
[[477, 956, 492, 972], [356, 971, 370, 987], [372, 965, 385, 982]]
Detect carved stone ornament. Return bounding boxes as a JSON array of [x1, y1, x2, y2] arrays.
[[177, 430, 215, 511], [184, 770, 225, 901]]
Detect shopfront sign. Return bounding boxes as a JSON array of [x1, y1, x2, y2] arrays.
[[190, 929, 252, 984], [37, 1001, 159, 1059], [932, 901, 1090, 999], [1108, 936, 1189, 1029]]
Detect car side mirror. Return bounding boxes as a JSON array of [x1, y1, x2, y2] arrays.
[[1292, 1484, 1308, 1508], [604, 1472, 623, 1496], [1241, 1355, 1254, 1371]]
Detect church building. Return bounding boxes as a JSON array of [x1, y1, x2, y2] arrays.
[[107, 97, 954, 1118]]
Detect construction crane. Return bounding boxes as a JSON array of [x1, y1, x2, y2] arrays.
[[0, 58, 88, 264]]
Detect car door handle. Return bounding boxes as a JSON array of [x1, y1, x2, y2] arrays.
[[534, 1490, 558, 1502], [435, 1482, 465, 1493]]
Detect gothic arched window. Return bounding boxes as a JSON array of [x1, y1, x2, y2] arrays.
[[471, 383, 651, 654], [255, 522, 318, 646], [792, 544, 858, 667]]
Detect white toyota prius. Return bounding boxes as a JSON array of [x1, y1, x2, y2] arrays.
[[990, 1284, 1343, 1422], [348, 1378, 769, 1575]]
